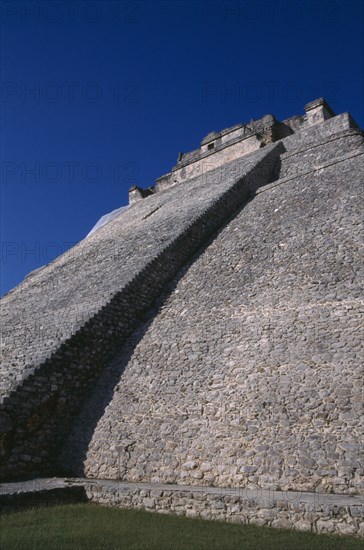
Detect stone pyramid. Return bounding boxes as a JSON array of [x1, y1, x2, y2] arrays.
[[1, 99, 363, 533]]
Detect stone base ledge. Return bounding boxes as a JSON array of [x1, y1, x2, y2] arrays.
[[83, 479, 364, 537], [2, 478, 362, 537]]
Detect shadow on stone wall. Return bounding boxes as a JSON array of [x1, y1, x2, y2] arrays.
[[1, 143, 282, 481], [59, 195, 257, 477]]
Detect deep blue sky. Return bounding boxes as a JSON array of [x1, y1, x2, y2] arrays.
[[1, 0, 363, 296]]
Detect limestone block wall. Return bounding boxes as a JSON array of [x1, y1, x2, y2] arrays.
[[278, 129, 363, 179], [154, 108, 357, 198], [63, 130, 364, 495], [84, 481, 364, 537], [155, 115, 292, 192], [281, 113, 357, 153], [156, 134, 262, 190], [1, 144, 280, 399], [174, 115, 279, 168], [1, 100, 362, 500], [1, 477, 362, 536], [0, 143, 283, 480]]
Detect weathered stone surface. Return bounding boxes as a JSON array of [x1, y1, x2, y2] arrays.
[[63, 115, 363, 497], [83, 478, 364, 536], [0, 99, 363, 535], [0, 143, 282, 479], [2, 478, 356, 537]]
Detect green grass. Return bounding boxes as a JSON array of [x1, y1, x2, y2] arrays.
[[0, 503, 361, 550]]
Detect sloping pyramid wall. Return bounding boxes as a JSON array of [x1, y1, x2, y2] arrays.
[[0, 142, 283, 479], [1, 104, 363, 505], [62, 126, 364, 495]]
